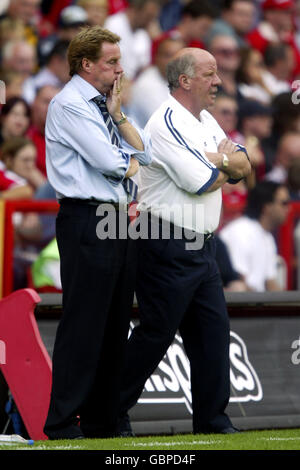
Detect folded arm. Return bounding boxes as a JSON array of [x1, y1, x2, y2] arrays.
[[205, 138, 251, 181]]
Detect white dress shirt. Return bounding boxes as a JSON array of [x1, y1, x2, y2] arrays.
[[46, 74, 152, 202]]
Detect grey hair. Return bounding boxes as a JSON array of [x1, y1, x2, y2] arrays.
[[166, 53, 196, 92]]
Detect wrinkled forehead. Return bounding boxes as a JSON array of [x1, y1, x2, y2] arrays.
[[195, 54, 218, 74]]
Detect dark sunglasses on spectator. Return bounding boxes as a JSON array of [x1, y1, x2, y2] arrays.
[[214, 48, 239, 57]]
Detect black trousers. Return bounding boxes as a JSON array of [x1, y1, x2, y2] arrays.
[[44, 200, 135, 437], [119, 226, 232, 433]]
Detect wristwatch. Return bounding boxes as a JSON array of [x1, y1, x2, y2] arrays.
[[115, 111, 127, 126], [222, 153, 229, 168]]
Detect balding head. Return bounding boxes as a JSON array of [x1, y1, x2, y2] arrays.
[[166, 48, 216, 92], [166, 47, 221, 117]]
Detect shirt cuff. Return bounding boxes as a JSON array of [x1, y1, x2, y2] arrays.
[[196, 168, 220, 195]]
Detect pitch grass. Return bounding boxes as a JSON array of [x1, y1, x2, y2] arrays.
[[1, 428, 300, 450]]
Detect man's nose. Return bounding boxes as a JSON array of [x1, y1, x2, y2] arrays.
[[214, 74, 222, 86]]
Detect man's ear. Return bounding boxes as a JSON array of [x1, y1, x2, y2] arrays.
[[179, 74, 191, 90], [81, 58, 93, 73]]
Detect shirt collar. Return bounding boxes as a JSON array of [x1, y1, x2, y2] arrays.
[[71, 74, 105, 102], [168, 95, 202, 126]]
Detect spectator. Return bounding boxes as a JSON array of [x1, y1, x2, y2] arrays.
[[77, 0, 108, 26], [211, 92, 241, 140], [237, 45, 292, 105], [215, 235, 248, 291], [0, 97, 31, 146], [22, 40, 70, 104], [0, 169, 33, 199], [206, 0, 257, 47], [0, 72, 24, 101], [0, 137, 45, 190], [236, 46, 272, 104], [247, 0, 300, 79], [265, 131, 300, 183], [261, 92, 300, 172], [0, 0, 42, 47], [264, 43, 294, 92], [38, 6, 88, 66], [26, 85, 61, 177], [220, 181, 290, 291], [0, 17, 26, 47], [238, 99, 273, 181], [287, 158, 300, 200], [104, 0, 161, 80], [152, 0, 218, 61], [1, 40, 37, 83], [128, 36, 184, 127], [207, 34, 242, 100], [158, 0, 185, 32], [211, 94, 248, 226]]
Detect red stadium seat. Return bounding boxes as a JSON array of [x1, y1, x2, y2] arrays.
[[0, 289, 52, 440]]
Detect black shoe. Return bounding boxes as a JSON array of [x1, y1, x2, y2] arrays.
[[116, 414, 135, 437], [219, 426, 240, 434], [196, 426, 240, 435], [46, 424, 85, 440]]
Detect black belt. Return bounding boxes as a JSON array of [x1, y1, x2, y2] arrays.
[[59, 198, 128, 211]]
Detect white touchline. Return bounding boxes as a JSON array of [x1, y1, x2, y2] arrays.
[[125, 440, 221, 447]]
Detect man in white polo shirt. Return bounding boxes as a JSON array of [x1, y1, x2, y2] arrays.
[[117, 47, 251, 436]]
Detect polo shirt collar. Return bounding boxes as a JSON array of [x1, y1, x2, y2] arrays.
[[168, 95, 202, 126]]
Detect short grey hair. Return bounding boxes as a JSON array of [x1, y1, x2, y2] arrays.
[[166, 53, 196, 92]]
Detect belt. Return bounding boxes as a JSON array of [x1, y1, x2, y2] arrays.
[[59, 198, 128, 212], [149, 213, 214, 243]]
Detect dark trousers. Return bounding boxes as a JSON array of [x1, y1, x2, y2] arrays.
[[44, 200, 135, 437], [119, 228, 232, 433]]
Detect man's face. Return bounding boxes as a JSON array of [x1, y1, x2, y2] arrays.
[[267, 186, 290, 227], [212, 96, 238, 133], [32, 86, 60, 131], [210, 36, 241, 73], [189, 55, 222, 111], [277, 135, 300, 168], [136, 1, 160, 29], [87, 42, 123, 94], [155, 39, 184, 79], [11, 0, 40, 24], [186, 16, 214, 41], [264, 9, 293, 36], [225, 1, 256, 35]]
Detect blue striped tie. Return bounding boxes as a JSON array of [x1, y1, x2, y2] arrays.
[[93, 96, 138, 201]]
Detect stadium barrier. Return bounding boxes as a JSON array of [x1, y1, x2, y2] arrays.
[[1, 290, 300, 438], [34, 291, 300, 436]]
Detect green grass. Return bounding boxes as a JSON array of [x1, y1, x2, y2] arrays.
[[1, 428, 300, 450]]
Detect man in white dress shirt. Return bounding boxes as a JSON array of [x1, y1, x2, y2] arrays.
[[117, 47, 251, 436]]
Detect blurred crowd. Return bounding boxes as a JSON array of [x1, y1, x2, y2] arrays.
[[1, 0, 300, 292]]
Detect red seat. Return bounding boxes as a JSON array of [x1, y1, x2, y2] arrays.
[[0, 289, 52, 440]]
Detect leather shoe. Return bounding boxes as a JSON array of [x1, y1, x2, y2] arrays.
[[46, 424, 85, 440], [116, 414, 135, 437], [219, 426, 240, 434]]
